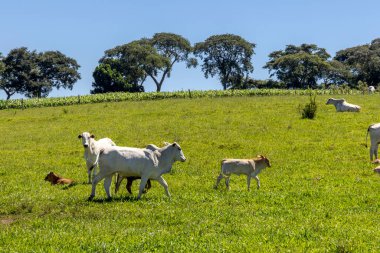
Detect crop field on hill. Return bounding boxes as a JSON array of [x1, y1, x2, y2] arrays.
[[0, 94, 379, 252]]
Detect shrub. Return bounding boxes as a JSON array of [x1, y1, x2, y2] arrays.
[[300, 92, 317, 119]]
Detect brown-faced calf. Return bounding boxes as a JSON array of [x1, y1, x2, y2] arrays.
[[44, 172, 74, 185]]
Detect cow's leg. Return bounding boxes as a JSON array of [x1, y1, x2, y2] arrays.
[[126, 177, 134, 194], [103, 175, 113, 199], [146, 179, 152, 191], [214, 174, 223, 189], [225, 177, 231, 190], [86, 161, 93, 184], [254, 176, 260, 189], [247, 175, 251, 191], [137, 177, 149, 200], [375, 144, 379, 160], [89, 172, 106, 200], [114, 175, 124, 194], [156, 176, 171, 199]]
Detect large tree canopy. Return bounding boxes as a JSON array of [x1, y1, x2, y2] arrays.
[[93, 33, 195, 93], [264, 44, 331, 89], [0, 47, 80, 99], [194, 34, 255, 90], [91, 40, 158, 93], [334, 38, 380, 86]]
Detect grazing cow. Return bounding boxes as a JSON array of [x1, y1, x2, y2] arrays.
[[89, 142, 186, 200], [44, 172, 74, 185], [115, 144, 160, 194], [366, 123, 380, 161], [374, 166, 380, 174], [214, 155, 271, 191], [368, 86, 375, 93], [78, 132, 116, 184], [326, 98, 361, 112]]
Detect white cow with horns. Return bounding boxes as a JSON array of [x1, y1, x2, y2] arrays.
[[214, 155, 271, 191], [366, 123, 380, 161], [78, 132, 116, 184], [326, 98, 361, 112], [89, 142, 186, 200]]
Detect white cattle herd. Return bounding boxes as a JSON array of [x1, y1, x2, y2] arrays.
[[73, 98, 380, 200]]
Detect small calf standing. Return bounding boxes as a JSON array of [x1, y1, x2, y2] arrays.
[[44, 172, 74, 185], [214, 155, 271, 191]]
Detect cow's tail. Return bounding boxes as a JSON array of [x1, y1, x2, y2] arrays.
[[89, 148, 104, 171], [365, 125, 372, 148]]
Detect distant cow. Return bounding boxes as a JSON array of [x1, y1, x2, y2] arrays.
[[326, 98, 361, 112], [366, 123, 380, 161], [45, 172, 74, 185], [214, 155, 271, 191], [368, 86, 375, 93]]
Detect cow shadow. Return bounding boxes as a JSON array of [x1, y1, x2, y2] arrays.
[[87, 195, 139, 203]]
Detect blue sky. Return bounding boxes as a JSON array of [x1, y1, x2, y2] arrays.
[[1, 0, 380, 99]]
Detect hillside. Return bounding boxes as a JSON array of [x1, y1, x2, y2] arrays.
[[0, 95, 379, 252]]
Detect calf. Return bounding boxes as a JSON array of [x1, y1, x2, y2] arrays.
[[44, 172, 74, 185], [214, 155, 271, 191]]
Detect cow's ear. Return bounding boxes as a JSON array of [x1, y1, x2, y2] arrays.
[[90, 134, 95, 138], [78, 135, 82, 139]]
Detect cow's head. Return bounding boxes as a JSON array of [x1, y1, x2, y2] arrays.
[[78, 132, 95, 148], [258, 155, 271, 168], [169, 142, 186, 162]]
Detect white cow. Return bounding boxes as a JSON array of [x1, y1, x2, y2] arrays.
[[78, 132, 116, 184], [326, 98, 361, 112], [368, 86, 375, 93], [366, 123, 380, 161], [89, 142, 186, 200], [114, 143, 161, 194], [214, 155, 271, 191]]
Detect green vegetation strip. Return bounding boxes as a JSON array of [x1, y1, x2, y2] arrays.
[[0, 88, 363, 110]]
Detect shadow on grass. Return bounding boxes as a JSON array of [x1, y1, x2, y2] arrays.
[[87, 195, 139, 203]]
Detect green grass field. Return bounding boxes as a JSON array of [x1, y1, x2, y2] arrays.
[[0, 94, 379, 252]]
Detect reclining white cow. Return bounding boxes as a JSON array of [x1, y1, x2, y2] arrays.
[[89, 142, 186, 200], [214, 155, 271, 191], [366, 123, 380, 161], [78, 132, 116, 184], [326, 98, 361, 112]]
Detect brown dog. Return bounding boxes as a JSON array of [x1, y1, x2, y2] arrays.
[[44, 172, 74, 185]]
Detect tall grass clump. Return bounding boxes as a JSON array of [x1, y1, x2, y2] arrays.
[[299, 92, 317, 119]]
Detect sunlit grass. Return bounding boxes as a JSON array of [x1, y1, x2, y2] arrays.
[[0, 94, 379, 252]]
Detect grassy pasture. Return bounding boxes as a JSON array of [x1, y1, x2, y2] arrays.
[[0, 94, 379, 252]]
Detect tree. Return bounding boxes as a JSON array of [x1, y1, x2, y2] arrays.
[[0, 47, 80, 99], [194, 34, 255, 90], [93, 33, 195, 93], [264, 44, 331, 89], [92, 39, 165, 93], [91, 63, 144, 93], [334, 38, 380, 87], [150, 33, 196, 91]]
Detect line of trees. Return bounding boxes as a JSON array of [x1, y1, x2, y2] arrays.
[[1, 34, 380, 100]]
